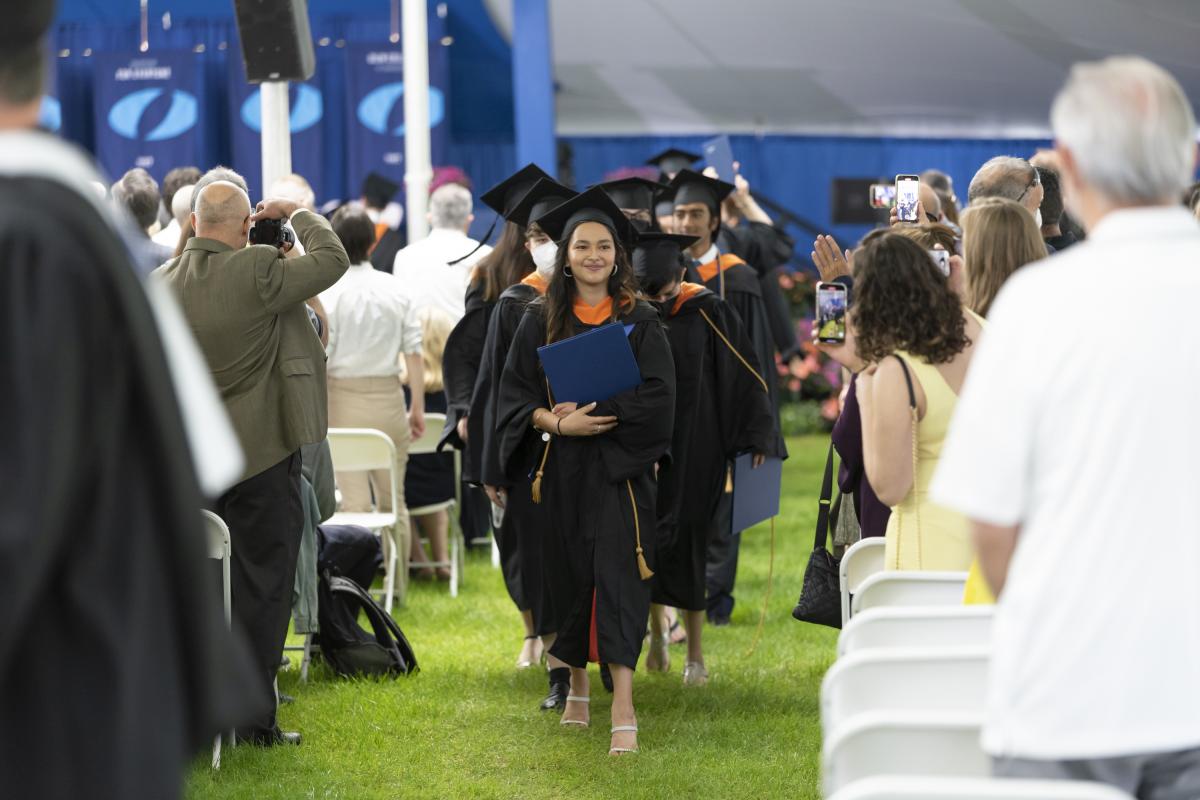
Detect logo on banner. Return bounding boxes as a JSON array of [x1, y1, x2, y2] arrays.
[[108, 87, 198, 141], [240, 84, 324, 133], [356, 82, 445, 136]]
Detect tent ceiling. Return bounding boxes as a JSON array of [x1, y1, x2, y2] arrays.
[[484, 0, 1200, 137]]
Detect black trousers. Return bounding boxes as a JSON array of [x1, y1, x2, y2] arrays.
[[215, 451, 303, 734], [705, 492, 739, 619]]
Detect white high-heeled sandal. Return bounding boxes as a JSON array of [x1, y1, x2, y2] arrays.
[[560, 695, 590, 727], [609, 725, 639, 755]]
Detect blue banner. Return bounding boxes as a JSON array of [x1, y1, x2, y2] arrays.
[[229, 68, 326, 204], [93, 51, 203, 183], [344, 43, 449, 205], [39, 51, 61, 134]]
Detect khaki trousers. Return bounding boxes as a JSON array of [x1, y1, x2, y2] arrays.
[[328, 376, 412, 604]]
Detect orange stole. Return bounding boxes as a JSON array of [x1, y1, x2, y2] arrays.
[[572, 295, 614, 325], [670, 282, 707, 317], [696, 253, 747, 283], [520, 272, 549, 294]]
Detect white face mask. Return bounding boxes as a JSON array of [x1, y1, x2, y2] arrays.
[[531, 240, 558, 278]]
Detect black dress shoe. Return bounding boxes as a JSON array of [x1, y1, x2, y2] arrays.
[[599, 662, 614, 693], [708, 614, 731, 627], [244, 727, 302, 746], [539, 681, 569, 711]]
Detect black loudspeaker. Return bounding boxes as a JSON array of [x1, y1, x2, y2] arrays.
[[831, 178, 888, 226], [233, 0, 316, 83]]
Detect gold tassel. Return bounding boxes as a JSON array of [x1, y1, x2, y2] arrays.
[[531, 440, 551, 504], [627, 480, 654, 580]]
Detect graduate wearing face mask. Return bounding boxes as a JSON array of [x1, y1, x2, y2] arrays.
[[472, 175, 578, 711]]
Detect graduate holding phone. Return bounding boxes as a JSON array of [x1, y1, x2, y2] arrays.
[[496, 187, 676, 756]]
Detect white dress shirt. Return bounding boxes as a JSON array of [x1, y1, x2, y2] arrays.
[[152, 218, 180, 248], [320, 262, 422, 379], [391, 227, 491, 322], [932, 206, 1200, 760]]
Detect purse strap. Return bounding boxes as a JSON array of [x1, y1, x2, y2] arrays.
[[889, 354, 922, 569], [814, 442, 835, 552]]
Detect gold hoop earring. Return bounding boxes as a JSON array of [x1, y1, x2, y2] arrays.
[[563, 266, 574, 278]]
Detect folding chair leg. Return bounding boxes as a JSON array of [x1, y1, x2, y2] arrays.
[[491, 536, 500, 568], [450, 526, 459, 598], [211, 734, 221, 769], [300, 633, 313, 683]]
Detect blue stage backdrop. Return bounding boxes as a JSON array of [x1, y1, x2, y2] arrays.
[[93, 51, 205, 183], [344, 43, 449, 204], [230, 69, 326, 203]]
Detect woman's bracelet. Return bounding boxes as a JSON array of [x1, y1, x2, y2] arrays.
[[556, 417, 563, 436]]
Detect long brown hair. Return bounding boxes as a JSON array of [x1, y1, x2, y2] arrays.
[[960, 197, 1047, 317], [852, 231, 970, 365], [471, 221, 534, 302], [540, 224, 638, 344]]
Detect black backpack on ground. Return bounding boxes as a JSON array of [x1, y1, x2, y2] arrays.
[[313, 524, 417, 678]]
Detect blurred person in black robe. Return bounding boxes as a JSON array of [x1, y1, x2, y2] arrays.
[[497, 188, 675, 756], [473, 174, 579, 710], [632, 233, 778, 687], [0, 4, 261, 793], [668, 169, 787, 625]]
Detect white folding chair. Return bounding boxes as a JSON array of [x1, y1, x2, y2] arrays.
[[406, 412, 465, 597], [840, 537, 886, 625], [829, 775, 1137, 800], [823, 711, 989, 796], [838, 605, 994, 657], [201, 510, 234, 769], [851, 571, 967, 616], [821, 646, 990, 737], [326, 428, 403, 612]]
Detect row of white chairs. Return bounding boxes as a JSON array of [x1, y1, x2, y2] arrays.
[[821, 539, 1131, 800]]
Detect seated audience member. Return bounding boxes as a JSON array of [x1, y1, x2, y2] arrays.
[[392, 183, 492, 322], [1035, 167, 1077, 251], [321, 204, 424, 593], [933, 56, 1200, 795], [269, 172, 317, 212], [405, 307, 457, 580], [153, 165, 201, 247], [156, 169, 350, 746], [360, 172, 406, 272], [960, 197, 1048, 317], [112, 167, 174, 265], [817, 231, 981, 571]]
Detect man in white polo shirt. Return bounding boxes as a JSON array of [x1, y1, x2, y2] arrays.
[[933, 56, 1200, 797]]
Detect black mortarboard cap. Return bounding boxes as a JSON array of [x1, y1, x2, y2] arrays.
[[4, 0, 55, 46], [361, 172, 400, 208], [667, 169, 735, 214], [632, 232, 700, 292], [506, 177, 574, 229], [593, 176, 664, 213], [479, 163, 553, 217], [532, 186, 633, 244], [645, 147, 702, 177]]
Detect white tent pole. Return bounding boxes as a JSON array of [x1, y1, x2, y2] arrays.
[[402, 0, 432, 242], [260, 81, 292, 199]]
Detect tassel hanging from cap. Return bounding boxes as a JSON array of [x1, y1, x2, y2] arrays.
[[627, 480, 654, 580], [531, 439, 551, 504]]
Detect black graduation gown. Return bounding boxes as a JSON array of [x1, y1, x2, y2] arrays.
[[652, 287, 778, 610], [497, 300, 676, 669], [719, 221, 801, 358], [438, 281, 493, 483], [0, 172, 262, 796], [690, 254, 788, 459], [370, 226, 406, 273]]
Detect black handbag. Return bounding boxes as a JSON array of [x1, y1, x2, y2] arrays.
[[792, 443, 843, 628]]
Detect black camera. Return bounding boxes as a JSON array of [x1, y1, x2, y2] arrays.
[[249, 218, 296, 249]]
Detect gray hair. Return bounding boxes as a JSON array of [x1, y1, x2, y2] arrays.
[[1051, 56, 1197, 205], [194, 181, 251, 229], [111, 168, 162, 231], [170, 184, 195, 224], [429, 183, 472, 230], [192, 166, 249, 211], [967, 156, 1037, 204]]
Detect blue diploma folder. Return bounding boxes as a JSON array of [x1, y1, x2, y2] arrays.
[[730, 453, 783, 533], [537, 323, 641, 404], [702, 135, 736, 183]]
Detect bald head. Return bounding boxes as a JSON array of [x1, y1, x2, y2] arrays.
[[193, 180, 252, 249], [968, 156, 1042, 215]]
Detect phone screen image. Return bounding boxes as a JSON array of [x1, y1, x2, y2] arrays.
[[927, 249, 950, 277], [869, 183, 896, 209], [895, 175, 920, 222], [816, 282, 847, 343]]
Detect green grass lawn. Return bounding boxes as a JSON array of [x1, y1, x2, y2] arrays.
[[186, 435, 837, 800]]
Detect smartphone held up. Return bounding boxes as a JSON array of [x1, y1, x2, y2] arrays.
[[816, 281, 847, 344], [895, 174, 920, 222]]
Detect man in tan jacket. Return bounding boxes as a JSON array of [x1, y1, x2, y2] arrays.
[[156, 175, 348, 746]]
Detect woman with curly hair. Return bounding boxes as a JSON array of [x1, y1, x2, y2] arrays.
[[820, 231, 981, 571]]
